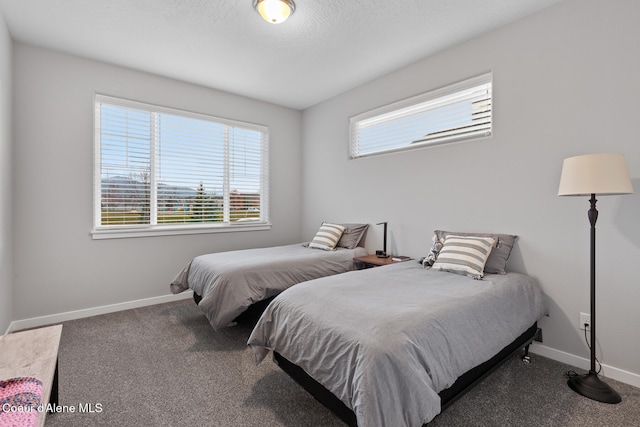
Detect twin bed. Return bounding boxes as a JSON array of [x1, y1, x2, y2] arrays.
[[170, 223, 368, 329], [248, 262, 545, 426], [170, 226, 547, 426]]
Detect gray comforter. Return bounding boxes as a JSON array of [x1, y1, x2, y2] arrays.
[[170, 243, 367, 330], [248, 262, 546, 426]]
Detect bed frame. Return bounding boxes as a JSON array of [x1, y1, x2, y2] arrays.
[[273, 322, 538, 426], [193, 292, 274, 324]]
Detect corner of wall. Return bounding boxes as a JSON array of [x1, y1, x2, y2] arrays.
[[0, 8, 13, 333]]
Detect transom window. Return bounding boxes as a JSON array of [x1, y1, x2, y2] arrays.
[[349, 72, 492, 159], [93, 95, 269, 239]]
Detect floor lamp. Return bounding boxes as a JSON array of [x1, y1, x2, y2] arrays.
[[558, 153, 633, 404]]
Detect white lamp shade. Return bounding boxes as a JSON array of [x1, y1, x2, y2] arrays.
[[254, 0, 295, 24], [558, 153, 634, 196]]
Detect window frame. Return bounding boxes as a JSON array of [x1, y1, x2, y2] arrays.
[[92, 94, 270, 240], [349, 72, 493, 159]]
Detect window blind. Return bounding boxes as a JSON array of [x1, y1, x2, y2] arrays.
[[350, 73, 492, 159], [94, 95, 269, 233]]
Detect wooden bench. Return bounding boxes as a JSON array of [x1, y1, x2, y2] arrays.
[[0, 324, 62, 427]]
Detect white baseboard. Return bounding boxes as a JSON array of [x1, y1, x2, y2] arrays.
[[531, 342, 640, 389], [7, 291, 194, 333], [6, 296, 639, 390]]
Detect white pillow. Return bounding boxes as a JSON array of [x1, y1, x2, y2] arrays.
[[432, 235, 496, 279], [308, 223, 346, 251]]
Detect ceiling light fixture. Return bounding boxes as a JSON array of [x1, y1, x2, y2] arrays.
[[253, 0, 296, 24]]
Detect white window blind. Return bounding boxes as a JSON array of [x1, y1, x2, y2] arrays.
[[94, 95, 269, 237], [350, 72, 492, 159]]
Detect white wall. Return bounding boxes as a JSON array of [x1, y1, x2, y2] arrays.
[[11, 44, 302, 321], [302, 0, 640, 383], [0, 8, 12, 333]]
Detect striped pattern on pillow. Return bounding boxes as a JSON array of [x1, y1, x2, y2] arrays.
[[432, 235, 496, 279], [308, 223, 346, 251]]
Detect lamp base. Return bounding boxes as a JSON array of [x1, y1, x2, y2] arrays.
[[375, 250, 389, 258], [567, 371, 621, 404]]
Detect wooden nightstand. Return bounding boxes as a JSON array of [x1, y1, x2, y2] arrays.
[[354, 254, 412, 269]]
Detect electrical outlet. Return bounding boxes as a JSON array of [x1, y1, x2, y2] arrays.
[[580, 312, 591, 330]]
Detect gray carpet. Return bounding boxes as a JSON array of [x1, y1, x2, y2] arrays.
[[44, 300, 640, 426]]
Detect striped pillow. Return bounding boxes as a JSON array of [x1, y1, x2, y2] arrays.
[[308, 223, 346, 251], [432, 235, 496, 279]]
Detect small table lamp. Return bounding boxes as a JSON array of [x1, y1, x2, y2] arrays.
[[558, 152, 633, 404], [376, 222, 389, 258]]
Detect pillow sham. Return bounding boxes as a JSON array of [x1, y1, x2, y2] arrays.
[[337, 223, 369, 249], [434, 230, 517, 274], [432, 235, 496, 279], [308, 222, 346, 251]]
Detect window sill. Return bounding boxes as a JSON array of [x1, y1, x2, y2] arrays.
[[91, 222, 272, 240]]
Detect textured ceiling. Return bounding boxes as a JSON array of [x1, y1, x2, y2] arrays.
[[0, 0, 562, 110]]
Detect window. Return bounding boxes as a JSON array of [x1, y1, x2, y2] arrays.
[[349, 72, 492, 159], [93, 95, 269, 239]]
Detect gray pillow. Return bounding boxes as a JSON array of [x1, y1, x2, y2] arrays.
[[337, 223, 369, 249], [434, 230, 517, 274]]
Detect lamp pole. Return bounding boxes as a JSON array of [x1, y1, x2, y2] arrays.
[[566, 194, 621, 404], [588, 194, 597, 375]]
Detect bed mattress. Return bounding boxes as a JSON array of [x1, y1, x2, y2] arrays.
[[248, 262, 546, 426], [171, 243, 367, 329]]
